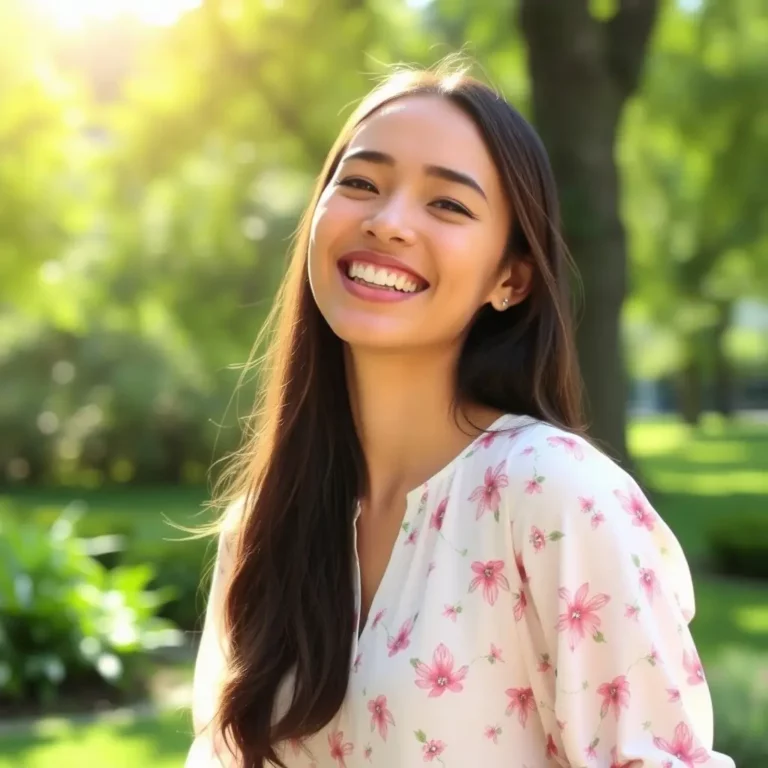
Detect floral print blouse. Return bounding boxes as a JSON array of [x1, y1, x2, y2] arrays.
[[192, 413, 734, 768]]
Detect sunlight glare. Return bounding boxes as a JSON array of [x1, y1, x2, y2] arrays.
[[31, 0, 202, 29]]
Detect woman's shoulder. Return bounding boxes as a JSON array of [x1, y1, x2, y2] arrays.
[[467, 414, 636, 502]]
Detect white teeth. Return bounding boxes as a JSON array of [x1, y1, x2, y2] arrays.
[[345, 261, 423, 293]]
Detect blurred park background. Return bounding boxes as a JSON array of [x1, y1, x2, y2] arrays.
[[1, 0, 767, 765]]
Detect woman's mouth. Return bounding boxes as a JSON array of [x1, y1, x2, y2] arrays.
[[340, 260, 428, 294]]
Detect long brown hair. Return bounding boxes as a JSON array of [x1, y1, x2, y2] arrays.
[[212, 61, 584, 767]]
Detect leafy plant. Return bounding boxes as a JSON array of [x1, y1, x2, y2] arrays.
[[0, 502, 183, 708]]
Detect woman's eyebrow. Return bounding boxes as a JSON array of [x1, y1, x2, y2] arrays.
[[341, 148, 487, 201]]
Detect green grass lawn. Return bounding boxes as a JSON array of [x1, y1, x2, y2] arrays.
[[1, 414, 766, 765], [0, 709, 193, 768]]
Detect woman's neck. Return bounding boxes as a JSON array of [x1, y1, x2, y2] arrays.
[[346, 345, 502, 517]]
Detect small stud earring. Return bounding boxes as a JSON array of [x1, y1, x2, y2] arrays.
[[501, 297, 509, 308]]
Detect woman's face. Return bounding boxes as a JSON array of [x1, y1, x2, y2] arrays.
[[308, 94, 519, 351]]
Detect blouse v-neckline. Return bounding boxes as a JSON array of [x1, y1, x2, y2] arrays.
[[351, 413, 522, 645]]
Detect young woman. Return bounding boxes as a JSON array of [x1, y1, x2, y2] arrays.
[[186, 65, 733, 768]]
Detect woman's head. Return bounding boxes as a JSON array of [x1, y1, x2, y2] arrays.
[[309, 89, 521, 352], [302, 66, 581, 417], [213, 63, 584, 767]]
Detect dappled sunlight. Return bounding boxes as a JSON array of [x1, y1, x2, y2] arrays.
[[628, 419, 690, 457], [29, 0, 201, 29], [652, 470, 767, 495], [734, 604, 768, 637]]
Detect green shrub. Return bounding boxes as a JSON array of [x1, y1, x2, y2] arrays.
[[707, 511, 768, 580], [19, 502, 215, 632], [0, 503, 183, 708], [124, 537, 214, 632], [709, 649, 768, 767]]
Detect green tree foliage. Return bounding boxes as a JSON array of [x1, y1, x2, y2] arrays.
[[622, 0, 768, 420], [0, 1, 90, 308]]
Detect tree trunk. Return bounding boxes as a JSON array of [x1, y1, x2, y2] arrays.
[[712, 300, 734, 418], [677, 354, 703, 427], [519, 0, 659, 467]]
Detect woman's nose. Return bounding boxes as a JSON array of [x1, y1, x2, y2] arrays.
[[362, 196, 416, 245]]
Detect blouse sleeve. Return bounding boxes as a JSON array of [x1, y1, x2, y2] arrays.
[[505, 433, 734, 768], [185, 512, 243, 768]]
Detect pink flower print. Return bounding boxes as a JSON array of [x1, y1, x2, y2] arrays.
[[614, 488, 656, 531], [468, 460, 509, 519], [647, 646, 660, 666], [683, 650, 706, 685], [484, 725, 502, 744], [547, 435, 584, 460], [513, 589, 528, 622], [488, 644, 503, 664], [546, 733, 559, 760], [364, 745, 373, 761], [530, 526, 546, 551], [639, 567, 660, 602], [371, 609, 386, 629], [405, 528, 419, 545], [585, 741, 599, 760], [652, 722, 710, 767], [667, 688, 681, 702], [578, 495, 595, 513], [328, 730, 353, 768], [525, 475, 544, 495], [367, 695, 395, 740], [478, 431, 498, 449], [414, 643, 468, 697], [422, 739, 445, 762], [556, 582, 611, 651], [625, 603, 640, 621], [521, 445, 535, 456], [515, 549, 529, 584], [597, 675, 631, 719], [537, 653, 552, 673], [469, 560, 510, 606], [430, 497, 448, 531], [591, 512, 605, 529], [443, 604, 460, 622], [505, 686, 536, 727], [387, 618, 415, 656], [353, 652, 362, 672]]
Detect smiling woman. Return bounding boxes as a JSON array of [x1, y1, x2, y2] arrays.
[[186, 60, 735, 768], [30, 0, 200, 28]]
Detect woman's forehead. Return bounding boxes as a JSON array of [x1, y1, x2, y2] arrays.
[[345, 95, 497, 180]]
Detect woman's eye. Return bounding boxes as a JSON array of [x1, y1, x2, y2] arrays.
[[337, 177, 377, 193], [431, 198, 475, 218]]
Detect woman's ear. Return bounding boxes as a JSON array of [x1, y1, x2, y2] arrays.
[[489, 258, 534, 312]]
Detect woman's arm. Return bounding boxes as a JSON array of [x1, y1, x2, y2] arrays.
[[505, 434, 734, 767], [185, 522, 242, 768]]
